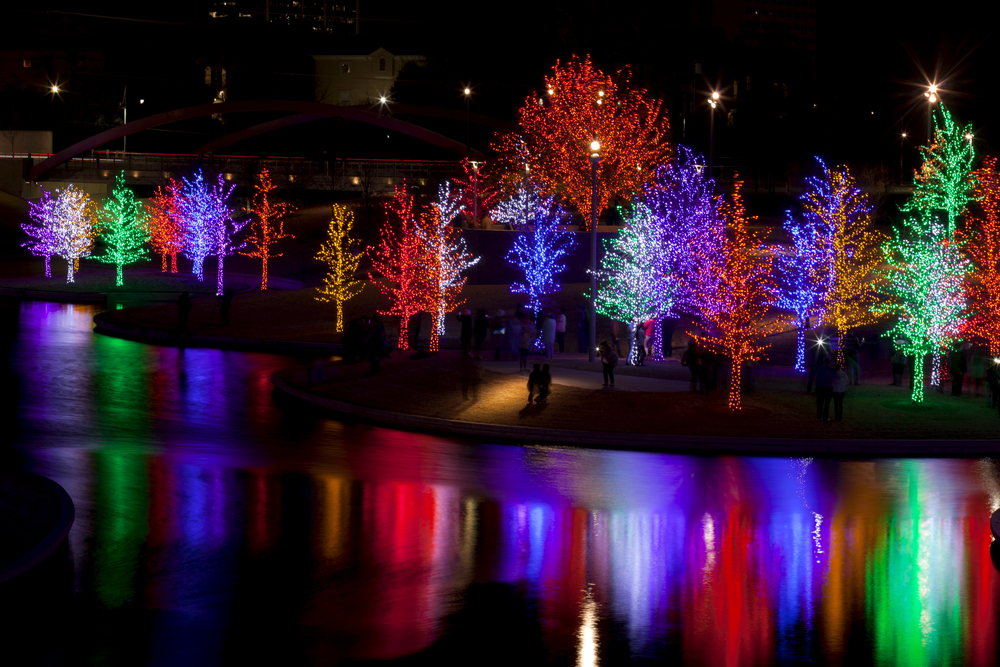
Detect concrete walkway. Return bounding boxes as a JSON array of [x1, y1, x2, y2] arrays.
[[477, 360, 690, 392]]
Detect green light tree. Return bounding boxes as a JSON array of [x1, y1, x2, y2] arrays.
[[94, 172, 149, 286], [876, 211, 969, 402], [903, 106, 976, 237]]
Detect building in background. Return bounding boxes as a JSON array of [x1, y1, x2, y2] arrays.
[[208, 0, 359, 33], [313, 48, 424, 106]]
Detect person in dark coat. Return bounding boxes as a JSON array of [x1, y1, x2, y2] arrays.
[[682, 340, 701, 393], [473, 309, 489, 351], [950, 346, 968, 396], [344, 314, 364, 364], [527, 363, 542, 403], [177, 292, 192, 335], [365, 321, 382, 375], [577, 306, 590, 353], [815, 356, 835, 421], [408, 311, 422, 351], [457, 309, 473, 351], [538, 364, 552, 402], [219, 291, 233, 326]]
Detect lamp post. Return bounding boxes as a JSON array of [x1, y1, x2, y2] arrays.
[[900, 132, 907, 182], [589, 138, 600, 363], [471, 160, 480, 229], [463, 87, 471, 159], [708, 91, 719, 178], [924, 84, 938, 142]]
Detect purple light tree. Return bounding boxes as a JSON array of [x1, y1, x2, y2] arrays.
[[22, 187, 57, 277], [175, 170, 234, 282]]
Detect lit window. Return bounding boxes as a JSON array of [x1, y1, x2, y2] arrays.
[[340, 61, 350, 74], [204, 66, 212, 85], [221, 68, 226, 85], [22, 58, 30, 68], [338, 89, 351, 105]]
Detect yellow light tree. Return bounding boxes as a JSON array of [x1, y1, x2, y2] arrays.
[[315, 204, 363, 332], [804, 162, 886, 362]]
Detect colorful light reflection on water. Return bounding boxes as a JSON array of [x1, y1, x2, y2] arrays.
[[5, 301, 1000, 665]]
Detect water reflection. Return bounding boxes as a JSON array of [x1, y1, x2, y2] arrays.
[[6, 301, 1000, 665]]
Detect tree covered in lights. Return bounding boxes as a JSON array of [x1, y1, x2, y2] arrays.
[[146, 181, 184, 273], [504, 185, 576, 315], [369, 184, 430, 350], [773, 169, 839, 372], [22, 187, 58, 277], [93, 172, 150, 286], [804, 162, 886, 362], [175, 170, 230, 283], [877, 210, 969, 402], [594, 201, 676, 365], [316, 204, 363, 332], [51, 185, 96, 284], [963, 156, 1000, 355], [241, 166, 295, 290], [212, 190, 247, 297], [418, 182, 480, 350], [904, 106, 976, 237], [492, 54, 671, 229], [452, 158, 499, 227], [687, 181, 784, 410]]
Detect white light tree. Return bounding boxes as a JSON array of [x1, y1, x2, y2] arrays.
[[52, 185, 95, 284]]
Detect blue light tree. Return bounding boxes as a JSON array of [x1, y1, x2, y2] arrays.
[[176, 170, 221, 282], [773, 204, 832, 372], [503, 183, 577, 315]]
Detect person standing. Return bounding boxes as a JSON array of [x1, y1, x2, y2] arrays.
[[891, 348, 906, 386], [682, 340, 701, 393], [599, 340, 618, 388], [176, 292, 192, 335], [644, 318, 656, 358], [555, 307, 567, 353], [832, 362, 849, 421], [662, 318, 676, 358], [950, 346, 967, 396], [539, 363, 552, 402], [632, 325, 646, 366], [457, 309, 473, 352], [542, 312, 556, 360], [843, 333, 861, 385], [815, 357, 835, 421], [527, 363, 542, 403], [408, 311, 422, 351], [805, 328, 828, 393], [492, 309, 507, 361], [577, 305, 589, 353], [473, 308, 489, 352]]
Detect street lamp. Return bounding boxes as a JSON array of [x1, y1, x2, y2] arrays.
[[708, 91, 720, 178], [463, 87, 472, 158], [923, 84, 938, 141], [471, 160, 480, 228], [589, 138, 600, 363], [965, 132, 974, 152], [900, 132, 907, 181]]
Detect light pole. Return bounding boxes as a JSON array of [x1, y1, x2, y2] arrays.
[[708, 91, 719, 179], [924, 84, 938, 142], [900, 132, 907, 182], [471, 160, 480, 228], [463, 87, 471, 159], [965, 132, 974, 153], [589, 138, 600, 363]]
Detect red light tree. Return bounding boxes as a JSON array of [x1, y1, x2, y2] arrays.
[[241, 166, 295, 290], [492, 54, 670, 229], [368, 185, 430, 350], [963, 156, 1000, 355], [451, 158, 499, 227], [687, 181, 785, 410], [146, 181, 184, 273]]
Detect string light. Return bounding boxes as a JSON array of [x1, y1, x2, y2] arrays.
[[146, 181, 184, 273], [504, 183, 576, 315], [93, 171, 150, 286], [241, 166, 295, 290], [904, 105, 976, 237], [491, 54, 670, 230], [22, 187, 58, 278], [877, 210, 969, 402], [315, 204, 363, 332], [50, 185, 95, 284], [687, 180, 784, 410], [451, 158, 499, 227], [368, 184, 429, 350], [212, 185, 247, 298], [961, 156, 1000, 355], [418, 182, 480, 349], [175, 170, 222, 282], [803, 161, 886, 363]]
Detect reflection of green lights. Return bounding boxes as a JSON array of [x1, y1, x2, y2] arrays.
[[866, 462, 964, 665], [93, 449, 149, 608]]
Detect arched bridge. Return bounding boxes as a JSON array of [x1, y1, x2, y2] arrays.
[[29, 101, 517, 182]]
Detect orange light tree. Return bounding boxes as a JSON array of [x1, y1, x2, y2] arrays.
[[805, 162, 886, 362], [369, 184, 430, 350], [241, 166, 295, 290], [315, 204, 363, 332], [147, 181, 184, 273], [687, 181, 784, 410], [492, 54, 671, 229], [963, 156, 1000, 354]]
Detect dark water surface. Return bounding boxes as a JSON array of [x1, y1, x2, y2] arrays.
[[4, 301, 1000, 666]]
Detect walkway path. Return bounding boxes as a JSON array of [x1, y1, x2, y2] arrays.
[[476, 359, 689, 392]]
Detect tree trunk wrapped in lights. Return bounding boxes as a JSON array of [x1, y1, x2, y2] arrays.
[[877, 210, 969, 402], [452, 158, 499, 228], [687, 181, 784, 410], [492, 54, 671, 230], [241, 166, 295, 291], [94, 172, 150, 286], [22, 187, 58, 277], [804, 161, 886, 363], [417, 183, 480, 351], [146, 181, 184, 273], [963, 156, 1000, 355], [369, 185, 430, 351], [316, 204, 363, 332], [51, 185, 96, 284]]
